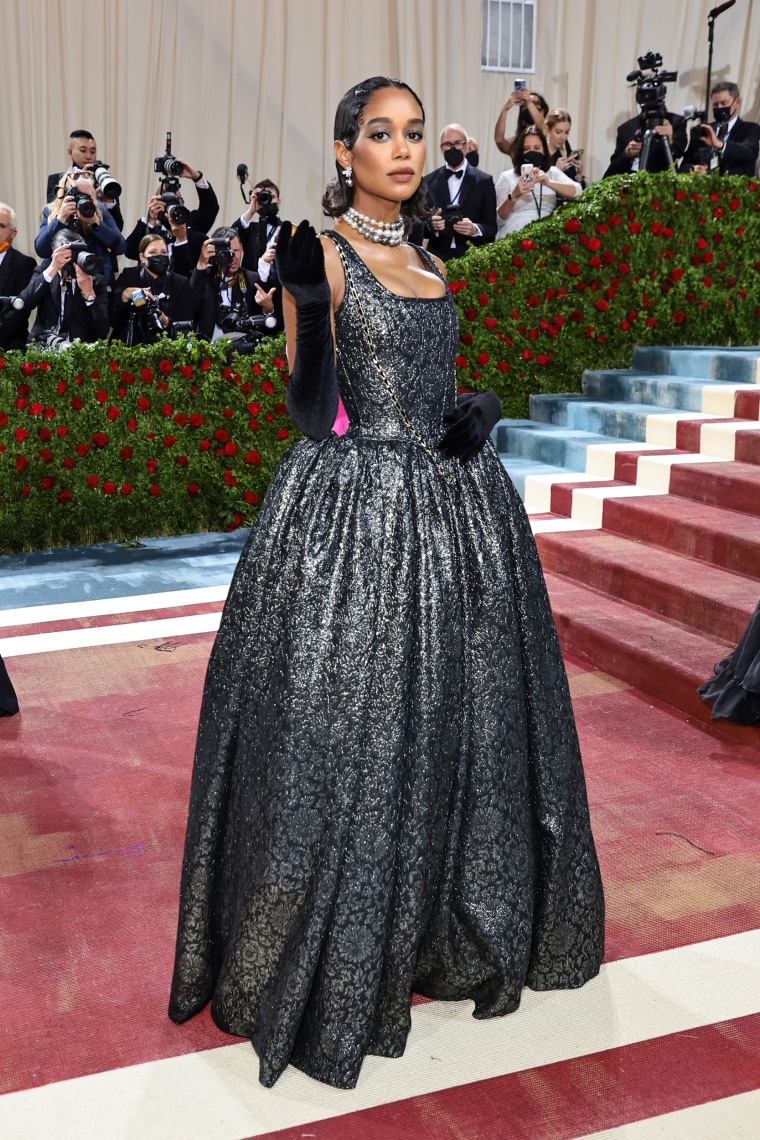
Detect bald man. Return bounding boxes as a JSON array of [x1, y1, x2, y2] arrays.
[[420, 123, 497, 262]]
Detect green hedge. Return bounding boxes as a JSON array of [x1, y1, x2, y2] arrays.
[[3, 171, 760, 553], [0, 335, 298, 553], [447, 171, 760, 417]]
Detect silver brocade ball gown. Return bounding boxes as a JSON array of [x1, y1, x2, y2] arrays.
[[168, 232, 605, 1090]]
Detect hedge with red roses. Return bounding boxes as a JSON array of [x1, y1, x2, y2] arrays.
[[0, 334, 297, 553], [447, 171, 760, 417]]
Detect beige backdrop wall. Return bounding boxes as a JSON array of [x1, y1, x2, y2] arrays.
[[2, 0, 760, 259]]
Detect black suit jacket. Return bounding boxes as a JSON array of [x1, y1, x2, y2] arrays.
[[680, 117, 760, 176], [20, 268, 109, 343], [604, 113, 687, 177], [231, 214, 282, 276], [46, 172, 124, 232], [124, 183, 220, 263], [190, 266, 283, 341], [110, 265, 198, 344], [422, 165, 498, 261], [0, 246, 37, 350]]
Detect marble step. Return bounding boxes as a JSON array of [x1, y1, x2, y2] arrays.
[[632, 345, 760, 384], [495, 420, 640, 472], [582, 369, 760, 418], [528, 394, 723, 443]]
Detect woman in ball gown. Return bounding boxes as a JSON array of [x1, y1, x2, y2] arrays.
[[0, 655, 18, 716], [698, 600, 760, 724], [168, 76, 605, 1090]]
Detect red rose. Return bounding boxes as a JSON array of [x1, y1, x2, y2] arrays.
[[521, 348, 534, 360], [273, 355, 286, 370], [213, 428, 230, 442], [20, 362, 35, 376], [244, 449, 261, 465], [57, 488, 71, 503], [266, 413, 275, 423], [587, 237, 601, 251], [38, 427, 52, 441], [564, 218, 581, 233], [223, 470, 238, 486], [486, 270, 498, 284], [40, 476, 54, 489], [86, 474, 99, 487], [645, 316, 658, 327], [199, 439, 211, 451], [673, 311, 687, 324], [220, 441, 236, 456], [14, 427, 28, 442], [117, 388, 126, 398], [249, 418, 259, 430], [119, 446, 132, 460], [520, 238, 535, 251], [15, 455, 29, 470], [164, 435, 176, 448], [595, 299, 609, 312], [173, 413, 188, 426], [120, 483, 132, 496], [702, 276, 713, 287], [223, 408, 234, 419], [38, 448, 53, 462], [91, 432, 109, 448], [149, 484, 161, 496], [189, 413, 205, 427], [101, 481, 116, 495], [140, 367, 153, 382], [161, 403, 173, 417], [497, 360, 509, 373], [565, 262, 581, 276], [179, 365, 194, 379], [107, 406, 121, 421], [159, 359, 172, 375], [75, 443, 89, 457], [21, 485, 30, 498], [187, 483, 200, 495], [56, 426, 68, 438], [629, 222, 642, 234], [121, 371, 135, 384], [222, 367, 233, 381], [176, 455, 188, 467], [511, 256, 524, 268], [95, 389, 107, 404], [15, 397, 27, 410], [261, 380, 275, 395], [455, 355, 467, 368], [0, 412, 7, 426], [246, 401, 261, 415], [146, 459, 157, 473], [277, 428, 289, 441], [588, 256, 602, 269], [275, 401, 287, 414], [251, 362, 262, 376], [127, 418, 137, 432], [137, 397, 150, 410], [244, 490, 259, 504], [476, 352, 489, 365], [620, 319, 631, 331], [28, 402, 44, 416], [42, 406, 55, 420], [70, 395, 84, 410]]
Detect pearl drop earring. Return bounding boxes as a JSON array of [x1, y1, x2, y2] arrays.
[[342, 165, 353, 187]]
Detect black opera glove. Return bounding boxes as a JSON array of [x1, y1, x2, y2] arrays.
[[276, 220, 338, 440], [439, 390, 502, 463]]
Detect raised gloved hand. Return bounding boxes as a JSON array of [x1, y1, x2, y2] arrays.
[[276, 221, 338, 440], [439, 390, 502, 463]]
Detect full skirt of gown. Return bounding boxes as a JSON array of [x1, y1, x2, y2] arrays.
[[698, 599, 760, 724], [168, 233, 605, 1088]]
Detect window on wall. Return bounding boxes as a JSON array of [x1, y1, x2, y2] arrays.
[[481, 0, 536, 72]]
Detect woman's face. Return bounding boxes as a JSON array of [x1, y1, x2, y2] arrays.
[[140, 239, 168, 272], [547, 121, 571, 151], [336, 86, 426, 214], [522, 135, 545, 159]]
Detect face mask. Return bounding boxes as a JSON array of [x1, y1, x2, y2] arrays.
[[258, 203, 279, 220], [713, 104, 733, 123], [524, 150, 547, 171], [146, 254, 170, 275], [0, 240, 8, 254], [443, 146, 465, 168], [467, 150, 480, 168]]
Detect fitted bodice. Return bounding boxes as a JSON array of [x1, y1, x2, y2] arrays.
[[328, 233, 460, 445]]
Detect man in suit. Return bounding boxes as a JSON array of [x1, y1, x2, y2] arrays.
[[46, 129, 124, 233], [124, 159, 219, 277], [604, 108, 687, 177], [232, 178, 282, 279], [19, 229, 109, 347], [680, 82, 760, 176], [0, 203, 36, 350], [420, 123, 497, 262], [190, 228, 281, 348]]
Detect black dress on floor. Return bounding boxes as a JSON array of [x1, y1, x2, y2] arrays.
[[168, 233, 605, 1089], [0, 655, 18, 717], [698, 600, 760, 724]]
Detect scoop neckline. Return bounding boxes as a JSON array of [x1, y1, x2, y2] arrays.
[[329, 231, 449, 303]]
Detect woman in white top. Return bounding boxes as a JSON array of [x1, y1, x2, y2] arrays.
[[495, 126, 581, 238]]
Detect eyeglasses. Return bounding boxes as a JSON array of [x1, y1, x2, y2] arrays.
[[440, 140, 467, 149]]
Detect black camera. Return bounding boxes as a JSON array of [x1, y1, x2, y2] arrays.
[[130, 288, 166, 338], [66, 191, 97, 219], [158, 193, 190, 228], [256, 188, 273, 207], [441, 204, 463, 226], [210, 237, 234, 269], [626, 51, 678, 127], [154, 131, 183, 178], [61, 241, 100, 277], [219, 308, 277, 354], [0, 295, 24, 314], [90, 161, 122, 199]]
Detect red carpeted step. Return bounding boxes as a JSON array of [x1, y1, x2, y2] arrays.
[[601, 495, 760, 578], [736, 429, 760, 465], [668, 461, 760, 515], [542, 571, 760, 747], [536, 531, 758, 642]]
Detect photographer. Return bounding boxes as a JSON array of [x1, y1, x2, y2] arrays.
[[110, 234, 196, 346], [0, 203, 36, 351], [124, 158, 219, 277], [232, 178, 282, 278], [46, 130, 124, 234], [680, 82, 760, 176], [495, 126, 580, 238], [494, 85, 549, 156], [35, 173, 126, 285], [19, 228, 109, 348], [191, 227, 282, 350], [421, 123, 497, 262], [604, 52, 687, 177]]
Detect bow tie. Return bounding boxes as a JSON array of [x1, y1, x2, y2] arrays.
[[448, 169, 464, 179]]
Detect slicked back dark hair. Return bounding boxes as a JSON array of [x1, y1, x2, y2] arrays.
[[322, 76, 433, 220]]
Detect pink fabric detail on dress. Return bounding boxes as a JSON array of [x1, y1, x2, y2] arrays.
[[332, 395, 350, 435]]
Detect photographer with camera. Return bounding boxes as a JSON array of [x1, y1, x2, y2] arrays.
[[124, 143, 219, 276], [232, 177, 282, 280], [0, 203, 36, 351], [110, 234, 196, 346], [191, 227, 281, 352], [494, 84, 550, 157], [421, 123, 497, 262], [604, 52, 687, 177], [495, 126, 581, 238], [680, 82, 760, 176], [46, 130, 124, 234], [35, 172, 126, 285], [19, 228, 109, 348]]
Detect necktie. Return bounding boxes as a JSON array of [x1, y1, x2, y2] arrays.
[[717, 122, 728, 141]]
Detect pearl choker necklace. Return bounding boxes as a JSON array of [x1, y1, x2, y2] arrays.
[[341, 207, 405, 245]]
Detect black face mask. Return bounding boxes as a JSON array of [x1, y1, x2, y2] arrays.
[[523, 150, 548, 171], [467, 150, 480, 168], [258, 203, 279, 221], [146, 254, 170, 275], [713, 104, 734, 123], [443, 146, 465, 169]]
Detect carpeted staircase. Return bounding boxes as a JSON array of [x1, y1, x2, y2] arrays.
[[496, 345, 760, 745]]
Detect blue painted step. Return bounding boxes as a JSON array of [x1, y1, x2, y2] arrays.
[[582, 369, 743, 411], [497, 455, 569, 498], [529, 395, 684, 442], [633, 345, 760, 383], [498, 420, 637, 471]]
